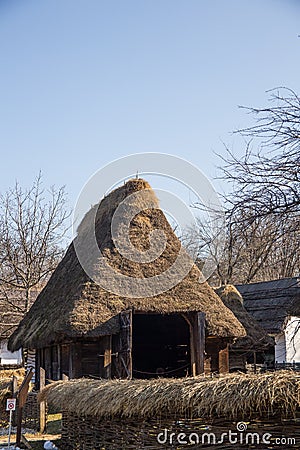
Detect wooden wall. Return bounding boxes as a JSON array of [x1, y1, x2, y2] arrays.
[[35, 313, 230, 385], [205, 337, 229, 374], [36, 337, 112, 386]]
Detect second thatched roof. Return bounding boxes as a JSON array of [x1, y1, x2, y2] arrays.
[[215, 285, 274, 350], [9, 179, 245, 351]]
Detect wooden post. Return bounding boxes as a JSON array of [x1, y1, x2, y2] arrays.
[[182, 312, 205, 376], [39, 367, 46, 433], [103, 336, 112, 379], [117, 310, 132, 379], [57, 344, 61, 380], [182, 314, 196, 376], [219, 344, 229, 374], [16, 369, 34, 446], [195, 312, 205, 374], [12, 375, 18, 426], [69, 343, 82, 378]]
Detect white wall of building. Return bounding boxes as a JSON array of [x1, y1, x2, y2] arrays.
[[275, 333, 286, 363], [284, 316, 300, 363], [0, 340, 22, 365]]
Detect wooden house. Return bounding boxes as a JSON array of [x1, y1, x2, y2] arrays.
[[8, 179, 245, 384], [215, 285, 274, 372], [237, 278, 300, 367]]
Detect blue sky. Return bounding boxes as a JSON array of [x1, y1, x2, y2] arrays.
[[1, 0, 300, 209]]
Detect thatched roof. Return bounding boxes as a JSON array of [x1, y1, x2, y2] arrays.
[[237, 278, 300, 334], [215, 285, 274, 350], [9, 179, 245, 350], [39, 371, 300, 420]]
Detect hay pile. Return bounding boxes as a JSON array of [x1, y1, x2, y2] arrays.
[[0, 368, 25, 380], [40, 371, 300, 420], [0, 368, 26, 409]]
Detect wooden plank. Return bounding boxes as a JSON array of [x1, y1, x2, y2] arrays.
[[103, 336, 112, 379], [197, 312, 205, 374], [61, 344, 70, 378], [51, 345, 59, 380], [21, 434, 33, 449], [39, 367, 46, 433], [16, 369, 34, 446], [44, 347, 52, 380], [128, 310, 132, 379], [12, 375, 18, 396], [12, 375, 18, 426], [115, 310, 133, 379], [219, 344, 229, 374], [18, 369, 34, 408], [69, 342, 82, 378], [182, 313, 196, 376], [57, 344, 61, 380]]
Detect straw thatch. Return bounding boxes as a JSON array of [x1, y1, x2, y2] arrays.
[[40, 371, 300, 420], [215, 285, 274, 350], [9, 179, 245, 351]]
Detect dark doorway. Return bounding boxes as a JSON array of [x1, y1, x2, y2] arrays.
[[132, 313, 191, 378]]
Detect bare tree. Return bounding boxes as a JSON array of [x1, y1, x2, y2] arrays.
[[182, 207, 300, 286], [222, 87, 300, 219], [0, 173, 70, 335]]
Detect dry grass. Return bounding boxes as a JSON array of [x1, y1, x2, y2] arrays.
[[0, 368, 26, 408], [40, 371, 300, 421], [0, 368, 25, 379]]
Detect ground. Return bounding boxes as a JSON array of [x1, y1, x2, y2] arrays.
[[0, 414, 61, 449]]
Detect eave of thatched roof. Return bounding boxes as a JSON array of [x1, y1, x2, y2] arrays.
[[215, 285, 274, 350], [39, 371, 300, 420], [8, 179, 245, 351], [237, 278, 300, 334]]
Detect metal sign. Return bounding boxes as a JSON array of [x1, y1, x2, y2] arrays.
[[6, 398, 16, 411]]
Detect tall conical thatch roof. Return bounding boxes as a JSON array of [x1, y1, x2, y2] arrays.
[[9, 179, 245, 351], [215, 285, 273, 350]]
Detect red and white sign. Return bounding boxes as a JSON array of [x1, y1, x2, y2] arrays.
[[6, 398, 16, 411]]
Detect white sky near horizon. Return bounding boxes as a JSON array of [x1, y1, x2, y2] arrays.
[[1, 0, 300, 234]]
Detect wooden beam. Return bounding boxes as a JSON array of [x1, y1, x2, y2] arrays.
[[182, 313, 197, 376], [195, 312, 205, 374], [103, 336, 112, 379], [16, 369, 34, 446], [219, 344, 229, 374], [21, 434, 33, 449], [69, 342, 82, 378], [57, 344, 61, 380], [39, 367, 46, 433]]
